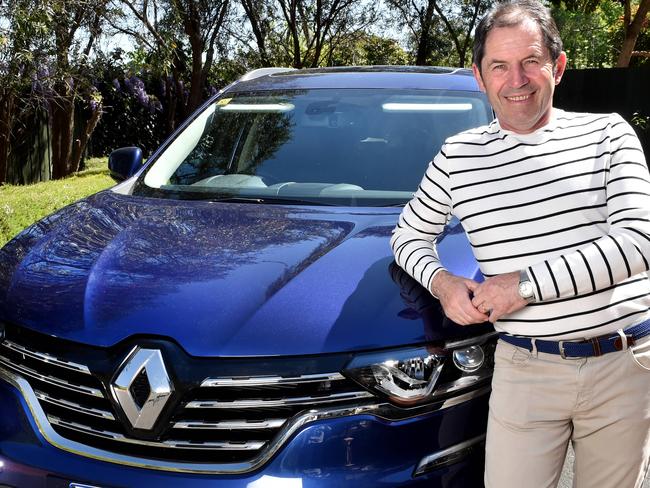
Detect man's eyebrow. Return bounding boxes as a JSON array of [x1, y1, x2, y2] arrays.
[[485, 58, 507, 65], [485, 52, 545, 66]]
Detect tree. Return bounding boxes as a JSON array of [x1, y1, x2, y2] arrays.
[[238, 0, 275, 66], [552, 0, 650, 67], [552, 0, 623, 68], [49, 0, 109, 179], [328, 33, 409, 66], [0, 0, 49, 183], [170, 0, 231, 112], [617, 0, 650, 66], [112, 0, 232, 125], [0, 0, 105, 183], [238, 0, 378, 69], [387, 0, 492, 67]]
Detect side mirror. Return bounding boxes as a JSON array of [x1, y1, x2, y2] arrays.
[[108, 147, 143, 181]]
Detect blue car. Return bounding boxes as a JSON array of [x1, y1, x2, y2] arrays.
[[0, 67, 496, 487]]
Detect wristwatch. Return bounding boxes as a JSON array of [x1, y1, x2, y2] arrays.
[[518, 269, 536, 303]]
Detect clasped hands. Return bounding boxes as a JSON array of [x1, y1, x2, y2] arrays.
[[430, 270, 528, 325]]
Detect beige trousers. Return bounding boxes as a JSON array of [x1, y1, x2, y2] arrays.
[[485, 335, 650, 488]]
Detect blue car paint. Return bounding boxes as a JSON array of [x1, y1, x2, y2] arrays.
[[0, 191, 480, 356]]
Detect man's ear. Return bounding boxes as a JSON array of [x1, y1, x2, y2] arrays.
[[553, 51, 567, 85], [472, 63, 486, 92]]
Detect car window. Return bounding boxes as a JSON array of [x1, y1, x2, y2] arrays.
[[138, 88, 492, 206]]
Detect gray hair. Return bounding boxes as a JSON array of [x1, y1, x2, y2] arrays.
[[473, 0, 563, 72]]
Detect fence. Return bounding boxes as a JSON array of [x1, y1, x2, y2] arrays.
[[554, 66, 650, 156]]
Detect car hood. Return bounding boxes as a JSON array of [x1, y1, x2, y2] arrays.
[[0, 191, 484, 357]]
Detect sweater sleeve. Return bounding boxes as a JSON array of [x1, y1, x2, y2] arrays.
[[390, 147, 453, 293], [528, 114, 650, 301]]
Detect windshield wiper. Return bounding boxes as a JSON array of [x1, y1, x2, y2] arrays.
[[208, 195, 335, 206]]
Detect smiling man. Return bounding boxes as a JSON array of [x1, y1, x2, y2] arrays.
[[391, 0, 650, 486]]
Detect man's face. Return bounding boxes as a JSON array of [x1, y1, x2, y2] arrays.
[[472, 18, 567, 134]]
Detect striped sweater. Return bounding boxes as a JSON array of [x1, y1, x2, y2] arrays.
[[391, 109, 650, 340]]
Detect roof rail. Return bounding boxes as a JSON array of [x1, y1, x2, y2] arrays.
[[238, 67, 297, 82]]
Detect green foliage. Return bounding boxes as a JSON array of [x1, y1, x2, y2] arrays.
[[0, 158, 114, 247], [208, 57, 250, 88], [552, 0, 624, 68], [86, 50, 167, 157], [631, 111, 650, 130], [329, 34, 410, 66]]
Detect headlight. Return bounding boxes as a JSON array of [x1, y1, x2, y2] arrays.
[[343, 333, 497, 407], [343, 347, 445, 406]]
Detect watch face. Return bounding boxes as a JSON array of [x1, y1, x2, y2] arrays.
[[519, 281, 534, 299]]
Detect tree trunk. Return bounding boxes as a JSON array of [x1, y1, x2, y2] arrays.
[[188, 41, 205, 113], [50, 82, 75, 180], [432, 1, 464, 67], [415, 0, 435, 65], [0, 91, 14, 184], [240, 0, 271, 66], [71, 104, 102, 173], [281, 0, 302, 68], [617, 0, 650, 67], [165, 76, 178, 135]]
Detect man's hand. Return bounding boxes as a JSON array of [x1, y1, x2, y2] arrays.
[[471, 271, 527, 323], [430, 271, 488, 325]]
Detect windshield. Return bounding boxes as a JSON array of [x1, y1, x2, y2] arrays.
[[136, 88, 492, 206]]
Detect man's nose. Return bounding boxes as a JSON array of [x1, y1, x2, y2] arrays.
[[508, 64, 529, 88]]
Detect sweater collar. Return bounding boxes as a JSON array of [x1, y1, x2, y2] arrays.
[[493, 108, 564, 141]]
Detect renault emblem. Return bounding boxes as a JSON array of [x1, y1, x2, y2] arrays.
[[111, 347, 173, 430]]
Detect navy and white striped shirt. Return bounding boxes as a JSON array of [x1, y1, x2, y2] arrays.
[[391, 109, 650, 339]]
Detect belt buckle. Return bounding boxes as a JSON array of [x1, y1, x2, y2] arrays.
[[558, 340, 581, 360]]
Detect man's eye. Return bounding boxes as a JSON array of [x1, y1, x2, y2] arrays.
[[525, 59, 539, 65], [492, 64, 506, 71]]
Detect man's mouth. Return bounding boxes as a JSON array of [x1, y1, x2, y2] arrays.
[[505, 94, 532, 102]]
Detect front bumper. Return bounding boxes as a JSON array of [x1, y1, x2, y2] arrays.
[[0, 378, 488, 487]]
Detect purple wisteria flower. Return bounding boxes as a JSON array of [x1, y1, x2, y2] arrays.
[[120, 75, 163, 113]]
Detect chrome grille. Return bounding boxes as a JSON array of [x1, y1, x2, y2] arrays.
[[0, 336, 374, 465]]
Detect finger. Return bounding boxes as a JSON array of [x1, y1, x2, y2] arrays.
[[470, 297, 490, 316], [445, 294, 489, 324], [464, 280, 480, 292], [446, 305, 481, 325], [463, 303, 490, 323], [446, 310, 470, 325], [488, 308, 504, 323], [471, 286, 490, 303], [459, 293, 487, 314]]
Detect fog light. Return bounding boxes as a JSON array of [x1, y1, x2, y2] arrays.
[[452, 345, 484, 373]]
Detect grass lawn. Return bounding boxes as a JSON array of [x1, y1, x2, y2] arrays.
[[0, 157, 115, 248]]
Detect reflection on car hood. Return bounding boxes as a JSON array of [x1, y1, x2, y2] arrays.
[[0, 191, 485, 356]]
